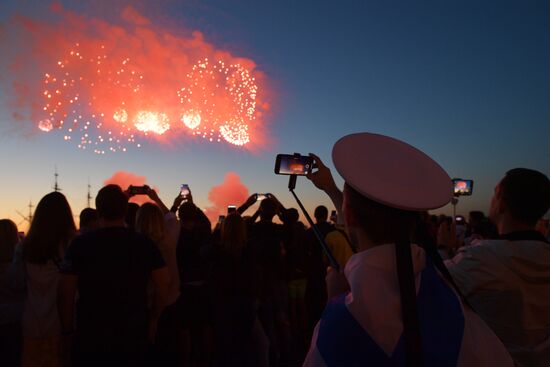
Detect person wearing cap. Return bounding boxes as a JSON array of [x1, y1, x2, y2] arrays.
[[302, 133, 512, 366], [446, 168, 550, 367]]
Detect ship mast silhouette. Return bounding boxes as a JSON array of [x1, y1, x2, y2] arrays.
[[53, 165, 61, 192], [87, 178, 92, 208], [16, 201, 34, 227]]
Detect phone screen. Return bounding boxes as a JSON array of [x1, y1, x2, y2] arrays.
[[274, 154, 313, 175], [180, 184, 190, 198], [452, 179, 473, 196], [129, 186, 148, 195], [227, 205, 237, 214]]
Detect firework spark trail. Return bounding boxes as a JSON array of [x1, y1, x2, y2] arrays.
[[2, 4, 270, 153], [42, 46, 144, 153], [177, 58, 258, 146]]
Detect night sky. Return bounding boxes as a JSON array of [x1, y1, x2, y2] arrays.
[[1, 0, 549, 230]]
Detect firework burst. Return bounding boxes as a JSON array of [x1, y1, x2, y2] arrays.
[[41, 45, 144, 154], [3, 5, 270, 154], [177, 58, 258, 146]]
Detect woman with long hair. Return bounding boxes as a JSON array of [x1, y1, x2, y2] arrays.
[[135, 200, 181, 364], [20, 192, 76, 367], [209, 212, 268, 367], [135, 202, 180, 306], [220, 212, 247, 256]]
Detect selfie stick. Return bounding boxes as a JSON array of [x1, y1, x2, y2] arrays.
[[451, 197, 458, 221], [288, 172, 341, 272]]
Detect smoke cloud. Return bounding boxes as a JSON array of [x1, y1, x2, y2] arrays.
[[204, 172, 249, 224]]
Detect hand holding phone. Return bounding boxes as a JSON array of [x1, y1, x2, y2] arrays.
[[304, 153, 339, 195], [180, 184, 190, 198], [274, 154, 313, 176], [128, 185, 149, 196]]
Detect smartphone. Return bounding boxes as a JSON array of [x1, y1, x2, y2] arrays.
[[227, 205, 237, 214], [256, 193, 267, 201], [180, 184, 190, 198], [128, 185, 148, 195], [274, 154, 313, 176], [452, 179, 474, 196]]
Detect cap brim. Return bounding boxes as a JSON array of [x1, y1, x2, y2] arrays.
[[332, 133, 452, 211]]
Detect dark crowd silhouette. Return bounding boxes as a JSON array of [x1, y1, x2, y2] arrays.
[[1, 143, 549, 367]]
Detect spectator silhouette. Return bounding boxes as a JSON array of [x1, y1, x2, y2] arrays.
[[135, 188, 182, 366], [19, 192, 76, 367], [305, 205, 334, 332], [79, 208, 99, 234], [125, 202, 140, 231], [447, 168, 550, 366], [303, 134, 512, 366], [209, 212, 268, 367], [247, 196, 288, 365], [0, 219, 19, 263], [463, 211, 497, 246], [281, 208, 308, 343], [176, 200, 213, 366], [0, 219, 25, 367], [58, 185, 169, 367]]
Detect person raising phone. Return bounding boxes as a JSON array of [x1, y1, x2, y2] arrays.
[[302, 133, 512, 367]]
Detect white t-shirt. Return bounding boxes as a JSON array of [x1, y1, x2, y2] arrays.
[[446, 235, 550, 367]]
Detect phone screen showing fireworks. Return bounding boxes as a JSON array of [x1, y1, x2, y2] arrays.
[[274, 154, 313, 175], [452, 179, 473, 196], [180, 184, 190, 198]]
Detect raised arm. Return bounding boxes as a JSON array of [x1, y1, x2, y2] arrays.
[[237, 194, 259, 215], [146, 186, 170, 214], [266, 193, 287, 222], [169, 193, 185, 214], [306, 153, 343, 215]]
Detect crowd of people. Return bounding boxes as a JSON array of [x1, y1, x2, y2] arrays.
[[0, 182, 353, 366], [0, 133, 549, 367]]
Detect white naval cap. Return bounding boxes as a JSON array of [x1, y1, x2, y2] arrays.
[[332, 132, 452, 211]]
